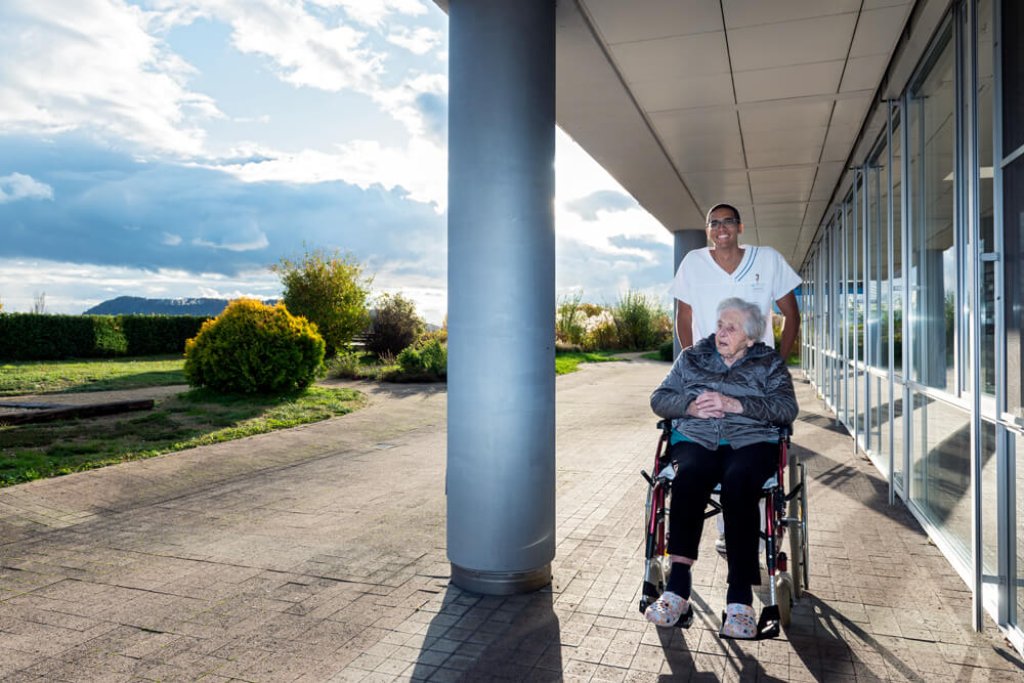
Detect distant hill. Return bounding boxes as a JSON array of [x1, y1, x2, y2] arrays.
[[83, 296, 277, 316]]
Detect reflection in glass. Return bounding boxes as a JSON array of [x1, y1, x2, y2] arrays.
[[908, 30, 956, 391], [872, 374, 890, 473], [892, 108, 905, 377], [1005, 161, 1024, 418], [910, 392, 972, 561], [868, 159, 887, 372], [980, 421, 997, 597], [977, 0, 996, 396], [1016, 430, 1024, 627]]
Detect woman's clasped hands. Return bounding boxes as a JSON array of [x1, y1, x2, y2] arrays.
[[686, 391, 743, 419]]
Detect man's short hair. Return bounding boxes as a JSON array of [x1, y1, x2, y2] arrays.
[[717, 297, 765, 341], [705, 203, 742, 225]]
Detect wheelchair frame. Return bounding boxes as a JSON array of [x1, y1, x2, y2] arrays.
[[639, 419, 808, 639]]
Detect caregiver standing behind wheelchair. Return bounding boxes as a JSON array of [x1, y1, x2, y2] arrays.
[[645, 297, 798, 639]]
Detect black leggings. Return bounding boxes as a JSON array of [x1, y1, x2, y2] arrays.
[[666, 440, 778, 587]]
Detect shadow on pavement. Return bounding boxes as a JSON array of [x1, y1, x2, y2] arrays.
[[787, 593, 926, 682], [410, 583, 562, 681], [654, 590, 772, 681]]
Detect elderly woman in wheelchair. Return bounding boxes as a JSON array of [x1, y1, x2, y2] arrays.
[[645, 297, 799, 639]]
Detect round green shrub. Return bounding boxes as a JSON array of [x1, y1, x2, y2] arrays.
[[184, 299, 325, 393], [366, 292, 425, 358], [396, 337, 447, 379]]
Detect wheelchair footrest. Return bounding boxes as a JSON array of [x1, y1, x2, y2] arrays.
[[755, 604, 781, 640]]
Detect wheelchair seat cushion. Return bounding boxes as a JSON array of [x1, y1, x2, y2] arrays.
[[710, 473, 778, 494]]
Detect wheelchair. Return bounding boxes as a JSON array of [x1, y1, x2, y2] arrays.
[[639, 419, 809, 639]]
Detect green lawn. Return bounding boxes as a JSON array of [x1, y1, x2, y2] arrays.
[[1, 349, 626, 487], [554, 350, 625, 375], [0, 356, 187, 396], [0, 386, 365, 487]]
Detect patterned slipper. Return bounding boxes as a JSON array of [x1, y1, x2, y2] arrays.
[[644, 591, 690, 628], [719, 603, 757, 639]]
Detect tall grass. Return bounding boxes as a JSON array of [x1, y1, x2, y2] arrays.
[[556, 291, 586, 347], [612, 290, 670, 351]]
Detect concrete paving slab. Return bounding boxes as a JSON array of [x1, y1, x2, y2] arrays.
[[1, 361, 1023, 681]]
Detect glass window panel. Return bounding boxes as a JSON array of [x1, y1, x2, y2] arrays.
[[854, 363, 865, 439], [978, 0, 996, 396], [909, 392, 972, 560], [869, 155, 888, 372], [892, 384, 906, 491], [1006, 159, 1024, 418], [1016, 430, 1024, 627], [980, 421, 997, 592], [908, 31, 956, 391], [893, 108, 905, 377], [872, 373, 890, 470], [848, 194, 862, 366], [1002, 0, 1024, 154]]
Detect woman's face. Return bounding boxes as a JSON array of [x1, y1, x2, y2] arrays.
[[715, 308, 754, 360]]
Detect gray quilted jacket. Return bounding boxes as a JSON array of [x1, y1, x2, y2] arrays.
[[650, 334, 798, 450]]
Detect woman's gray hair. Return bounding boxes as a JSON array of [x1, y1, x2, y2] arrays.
[[716, 297, 765, 341]]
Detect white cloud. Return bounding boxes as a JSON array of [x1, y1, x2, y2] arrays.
[[0, 257, 448, 324], [192, 230, 270, 252], [553, 129, 670, 256], [214, 136, 446, 209], [0, 0, 220, 155], [162, 232, 183, 246], [314, 0, 427, 28], [0, 173, 54, 203], [386, 26, 442, 55], [194, 1, 446, 139], [556, 204, 670, 259], [0, 258, 282, 314], [200, 0, 384, 92], [556, 129, 633, 202], [371, 72, 447, 140]]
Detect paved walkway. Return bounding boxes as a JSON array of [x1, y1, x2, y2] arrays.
[[1, 359, 1022, 682]]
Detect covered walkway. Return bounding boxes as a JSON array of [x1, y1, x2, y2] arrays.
[[1, 360, 1021, 681]]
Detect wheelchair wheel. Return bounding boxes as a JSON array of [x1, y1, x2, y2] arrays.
[[788, 462, 809, 598], [775, 573, 794, 627]]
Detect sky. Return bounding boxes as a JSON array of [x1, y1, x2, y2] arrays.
[[0, 0, 674, 325]]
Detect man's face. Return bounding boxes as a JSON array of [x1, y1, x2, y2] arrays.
[[706, 207, 743, 248]]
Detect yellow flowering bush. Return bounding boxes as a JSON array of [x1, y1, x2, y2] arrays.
[[184, 299, 325, 393]]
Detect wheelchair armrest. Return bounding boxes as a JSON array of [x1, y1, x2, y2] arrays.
[[779, 424, 793, 443], [656, 419, 672, 434]]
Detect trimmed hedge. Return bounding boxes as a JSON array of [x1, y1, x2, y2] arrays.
[[0, 313, 208, 361]]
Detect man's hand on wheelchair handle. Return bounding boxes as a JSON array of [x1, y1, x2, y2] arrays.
[[686, 391, 743, 419]]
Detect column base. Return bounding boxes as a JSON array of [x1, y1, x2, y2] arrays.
[[450, 563, 552, 595]]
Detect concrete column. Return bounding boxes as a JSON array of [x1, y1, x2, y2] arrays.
[[446, 0, 555, 595], [672, 229, 709, 358]]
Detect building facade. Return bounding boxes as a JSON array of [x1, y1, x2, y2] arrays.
[[799, 0, 1023, 653]]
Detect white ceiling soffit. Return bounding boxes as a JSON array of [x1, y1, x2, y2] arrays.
[[432, 0, 916, 267], [572, 0, 916, 266]]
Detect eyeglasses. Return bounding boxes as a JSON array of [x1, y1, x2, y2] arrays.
[[707, 217, 740, 229]]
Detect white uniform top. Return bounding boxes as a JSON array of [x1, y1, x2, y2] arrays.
[[669, 245, 801, 347]]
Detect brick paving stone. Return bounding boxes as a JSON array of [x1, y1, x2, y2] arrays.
[[2, 368, 1024, 681]]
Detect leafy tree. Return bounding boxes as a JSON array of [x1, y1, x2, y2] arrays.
[[367, 292, 425, 357], [273, 248, 372, 357]]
